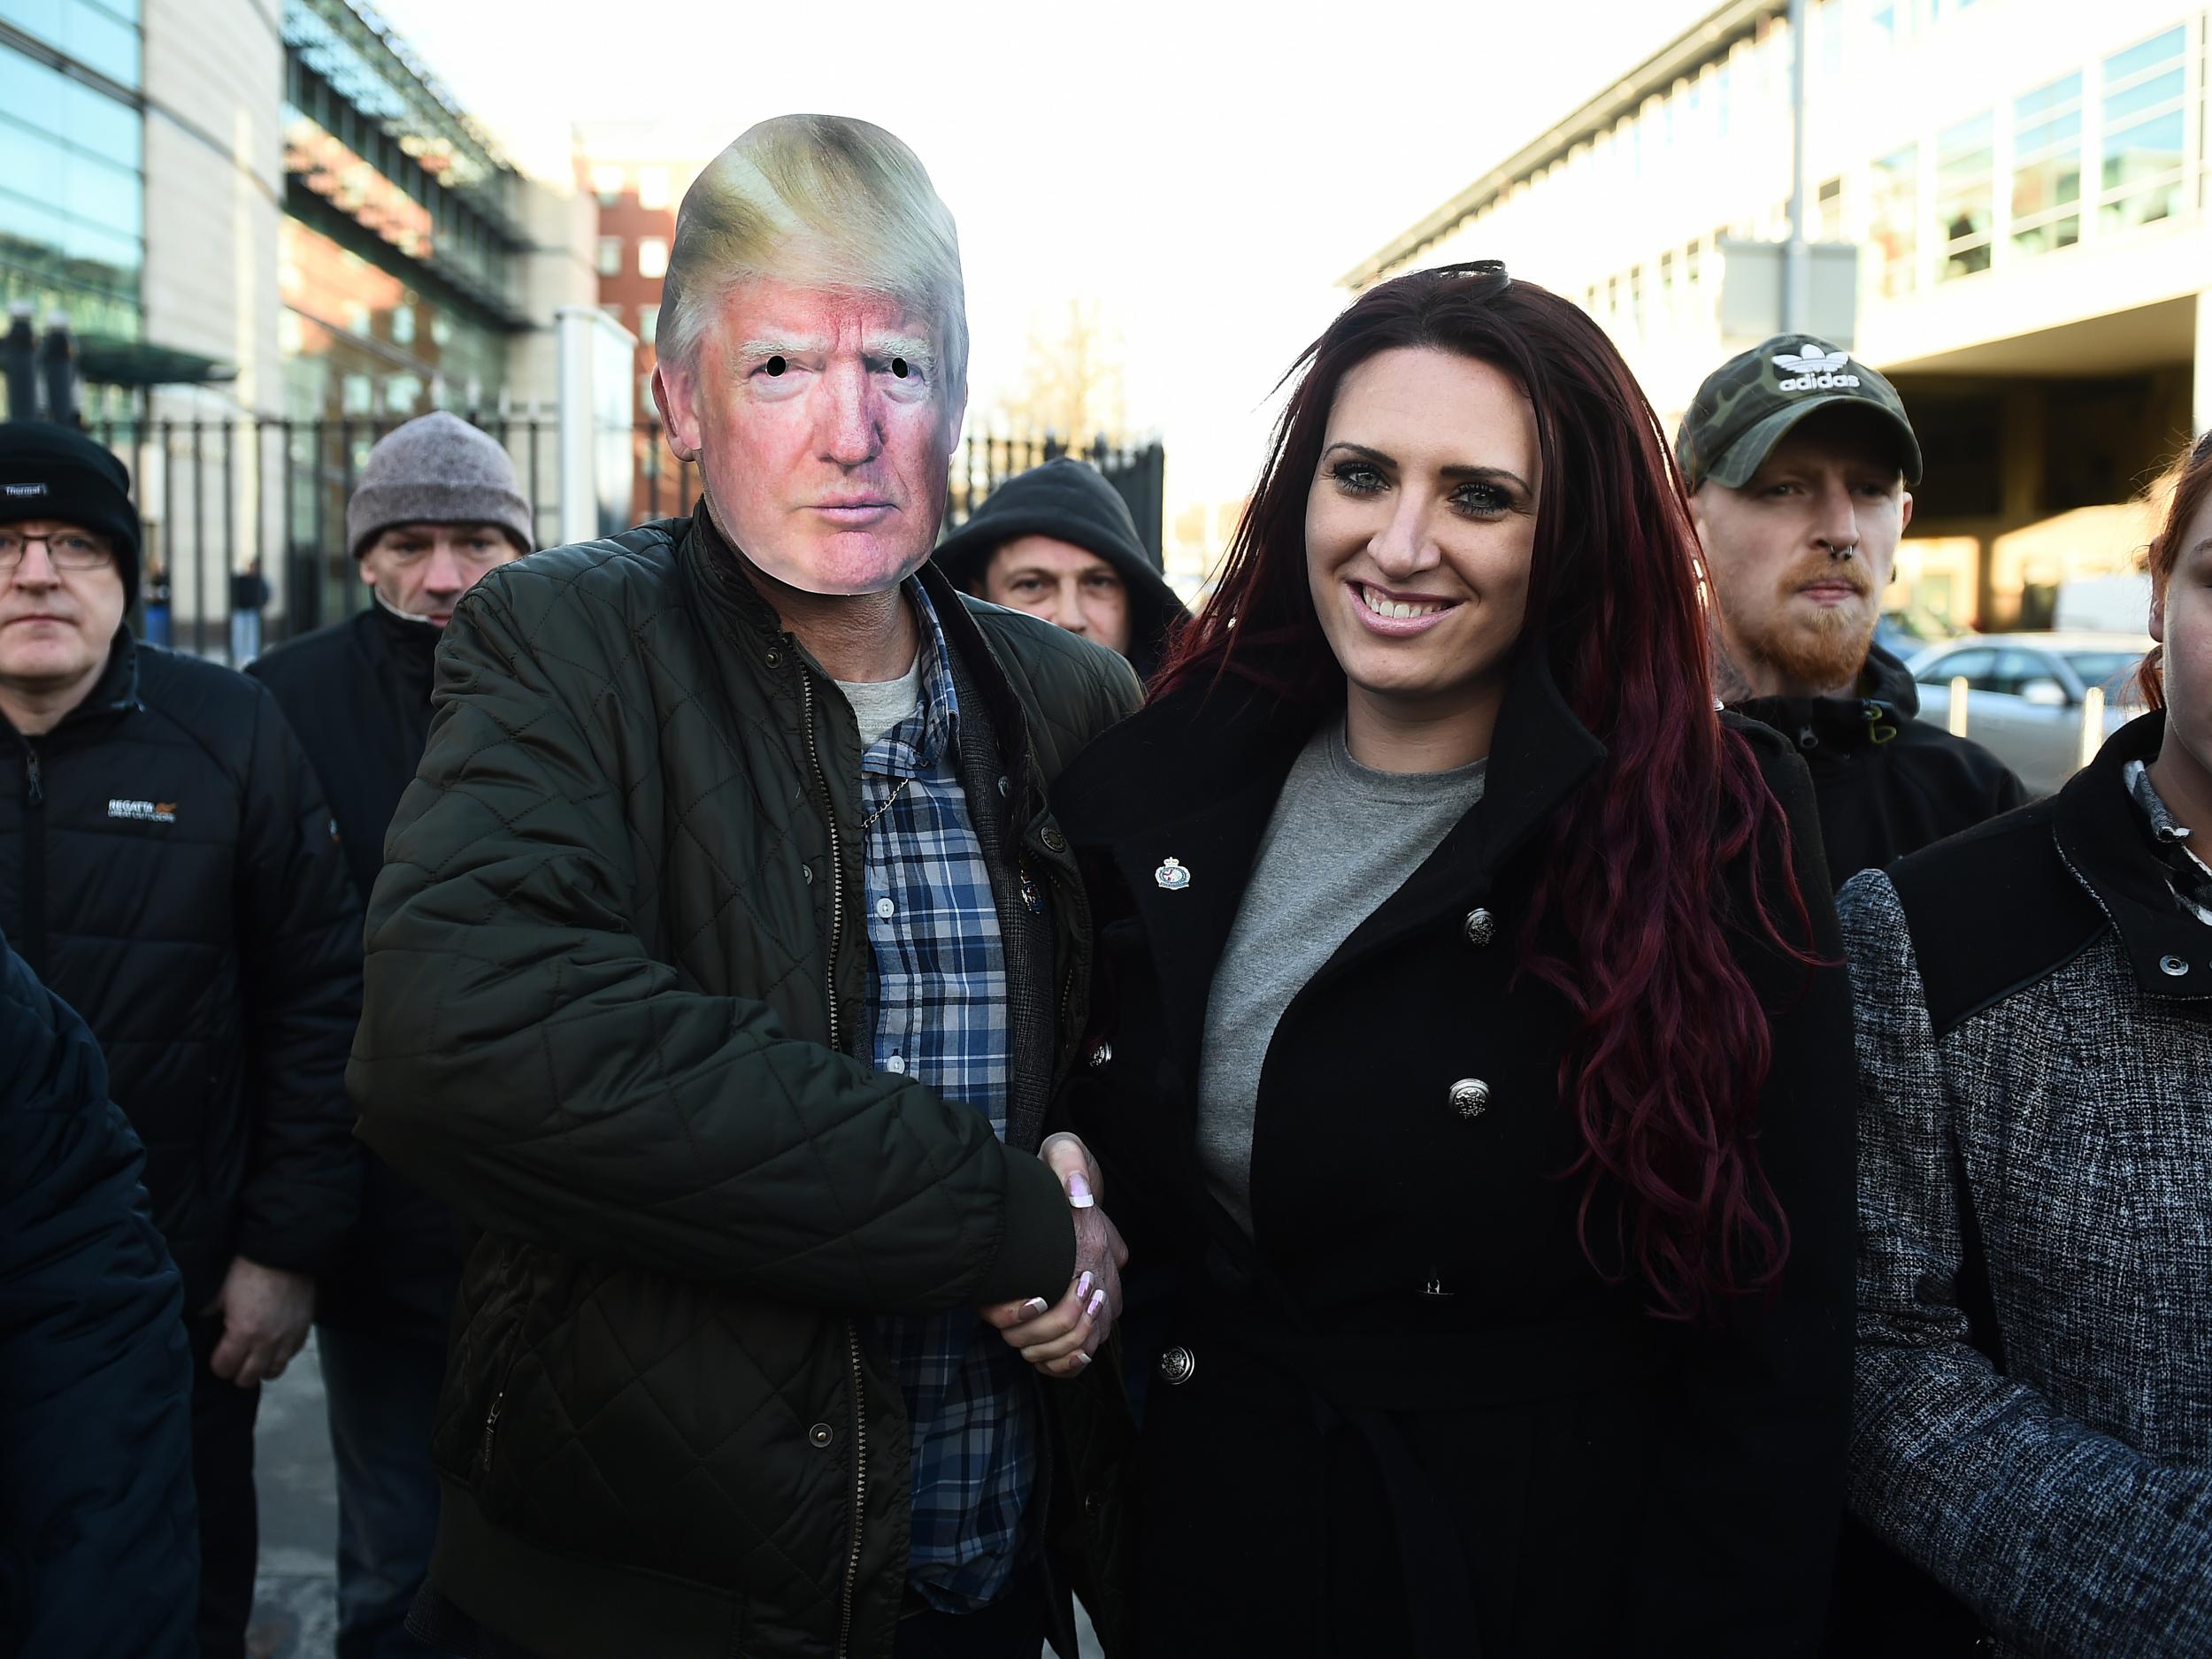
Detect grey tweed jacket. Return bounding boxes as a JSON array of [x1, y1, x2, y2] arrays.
[[1839, 713, 2212, 1659]]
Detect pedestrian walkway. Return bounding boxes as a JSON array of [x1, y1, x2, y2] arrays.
[[249, 1333, 338, 1658], [249, 1333, 1106, 1658]]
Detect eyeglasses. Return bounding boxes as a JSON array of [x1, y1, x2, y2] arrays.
[[0, 529, 115, 572]]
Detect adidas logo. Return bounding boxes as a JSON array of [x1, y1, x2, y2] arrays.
[[1772, 345, 1861, 392], [108, 798, 178, 823]]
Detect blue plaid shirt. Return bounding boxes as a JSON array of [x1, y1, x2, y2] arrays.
[[857, 586, 1039, 1612]]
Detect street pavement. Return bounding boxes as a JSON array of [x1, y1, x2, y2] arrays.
[[249, 1333, 1104, 1659]]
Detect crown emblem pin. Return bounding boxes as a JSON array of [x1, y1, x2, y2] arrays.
[[1155, 856, 1192, 892]]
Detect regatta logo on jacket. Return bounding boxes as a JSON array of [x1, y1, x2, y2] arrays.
[[108, 798, 178, 824]]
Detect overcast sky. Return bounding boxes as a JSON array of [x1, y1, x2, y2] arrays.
[[373, 0, 1714, 513]]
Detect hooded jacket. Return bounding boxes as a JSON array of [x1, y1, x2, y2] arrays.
[[1731, 641, 2025, 887], [250, 601, 454, 1338], [0, 633, 363, 1314], [931, 458, 1189, 681]]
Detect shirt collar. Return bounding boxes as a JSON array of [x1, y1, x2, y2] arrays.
[[2124, 757, 2212, 924], [862, 580, 961, 780]]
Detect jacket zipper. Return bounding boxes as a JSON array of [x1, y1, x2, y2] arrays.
[[797, 661, 868, 1659], [20, 744, 45, 974], [479, 1389, 503, 1475]]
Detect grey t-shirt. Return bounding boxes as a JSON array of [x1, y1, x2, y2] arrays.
[[1196, 718, 1487, 1234], [837, 655, 924, 749]]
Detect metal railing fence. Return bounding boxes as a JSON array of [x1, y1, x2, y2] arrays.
[[73, 417, 1166, 665]]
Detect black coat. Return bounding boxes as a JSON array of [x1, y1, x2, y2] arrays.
[[1, 930, 196, 1659], [1732, 642, 2024, 887], [250, 603, 455, 1337], [0, 632, 363, 1313], [1052, 647, 1858, 1657]]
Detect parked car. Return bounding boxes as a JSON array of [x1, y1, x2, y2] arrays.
[[1907, 631, 2153, 797], [1875, 605, 1957, 659]]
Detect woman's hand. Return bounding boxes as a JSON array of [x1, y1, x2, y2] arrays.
[[979, 1133, 1128, 1379]]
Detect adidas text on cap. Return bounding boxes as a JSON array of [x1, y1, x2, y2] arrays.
[[1675, 334, 1924, 493]]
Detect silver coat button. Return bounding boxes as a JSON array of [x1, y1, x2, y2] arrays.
[[1449, 1078, 1491, 1119], [808, 1422, 834, 1448], [2162, 954, 2191, 977], [1156, 1345, 1197, 1386], [1463, 907, 1497, 948], [1088, 1041, 1113, 1069]]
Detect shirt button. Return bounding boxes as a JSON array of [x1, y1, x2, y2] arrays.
[[876, 897, 895, 919], [1463, 907, 1497, 949], [1449, 1078, 1491, 1119], [886, 1055, 907, 1074]]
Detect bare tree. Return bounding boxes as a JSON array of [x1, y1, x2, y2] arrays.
[[992, 297, 1129, 446]]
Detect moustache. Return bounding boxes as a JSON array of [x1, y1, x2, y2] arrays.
[[1782, 557, 1873, 598]]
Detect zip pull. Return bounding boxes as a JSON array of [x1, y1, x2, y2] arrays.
[[480, 1391, 503, 1475], [1797, 724, 1818, 752], [23, 748, 42, 806]]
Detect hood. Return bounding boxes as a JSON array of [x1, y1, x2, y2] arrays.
[[1730, 640, 1921, 758], [931, 457, 1190, 680]]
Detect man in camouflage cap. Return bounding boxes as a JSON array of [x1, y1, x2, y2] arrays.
[[1680, 334, 2022, 887]]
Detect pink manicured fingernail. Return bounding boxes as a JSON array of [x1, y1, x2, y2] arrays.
[[1076, 1271, 1094, 1302], [1067, 1170, 1095, 1210], [1087, 1289, 1108, 1321], [1069, 1351, 1092, 1369], [1018, 1298, 1048, 1319]]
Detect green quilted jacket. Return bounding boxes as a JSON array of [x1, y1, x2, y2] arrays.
[[348, 515, 1142, 1659]]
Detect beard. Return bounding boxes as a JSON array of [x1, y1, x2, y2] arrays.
[[1731, 557, 1877, 694]]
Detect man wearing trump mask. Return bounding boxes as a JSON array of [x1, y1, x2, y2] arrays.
[[347, 114, 1141, 1659]]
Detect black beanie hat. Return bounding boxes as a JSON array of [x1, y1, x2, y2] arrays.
[[0, 421, 142, 608]]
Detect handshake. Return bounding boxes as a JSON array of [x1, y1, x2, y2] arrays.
[[979, 1132, 1126, 1380]]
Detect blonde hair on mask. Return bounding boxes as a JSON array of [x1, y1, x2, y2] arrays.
[[657, 114, 968, 395]]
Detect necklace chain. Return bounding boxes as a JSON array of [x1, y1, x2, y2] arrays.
[[859, 775, 914, 833]]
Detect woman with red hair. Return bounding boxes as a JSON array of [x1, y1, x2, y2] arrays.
[[1043, 264, 1856, 1655]]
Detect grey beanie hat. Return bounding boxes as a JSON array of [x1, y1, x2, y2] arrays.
[[347, 411, 534, 558]]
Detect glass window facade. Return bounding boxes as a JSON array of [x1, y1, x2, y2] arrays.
[[1869, 143, 1918, 296], [280, 218, 503, 419], [2100, 27, 2188, 232], [596, 235, 622, 277], [0, 40, 142, 339], [1936, 112, 1994, 278], [2012, 73, 2083, 253], [0, 0, 141, 87], [637, 236, 667, 280]]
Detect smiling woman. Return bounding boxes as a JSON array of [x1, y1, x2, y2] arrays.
[[1049, 263, 1859, 1655]]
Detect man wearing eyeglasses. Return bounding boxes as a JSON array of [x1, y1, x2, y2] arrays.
[[0, 419, 362, 1659], [248, 409, 531, 1659]]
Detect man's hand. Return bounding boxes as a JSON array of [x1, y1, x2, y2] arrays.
[[980, 1133, 1127, 1379], [204, 1256, 315, 1389]]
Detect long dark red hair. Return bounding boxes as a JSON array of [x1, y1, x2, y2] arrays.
[[1156, 265, 1811, 1321]]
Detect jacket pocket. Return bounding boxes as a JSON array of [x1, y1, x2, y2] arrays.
[[429, 1238, 534, 1492]]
